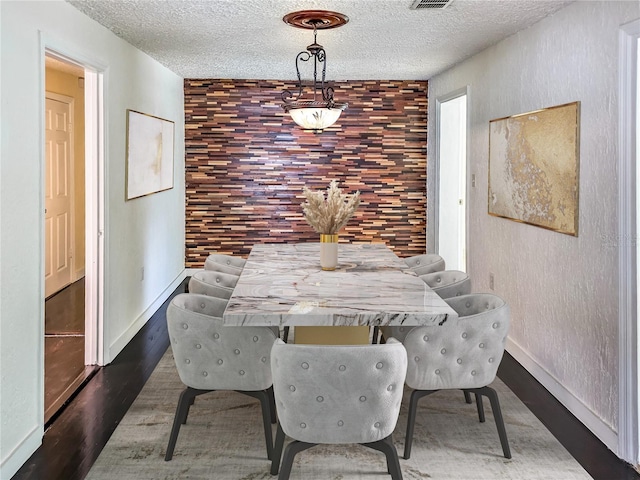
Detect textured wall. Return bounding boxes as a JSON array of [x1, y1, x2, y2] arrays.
[[184, 79, 428, 266], [427, 1, 638, 446]]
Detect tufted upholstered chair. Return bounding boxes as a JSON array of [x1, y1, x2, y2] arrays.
[[188, 269, 239, 299], [204, 253, 246, 276], [401, 293, 511, 460], [420, 270, 471, 299], [403, 253, 446, 276], [378, 270, 471, 345], [270, 339, 407, 480], [165, 293, 278, 462]]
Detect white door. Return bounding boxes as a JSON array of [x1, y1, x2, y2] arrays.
[[45, 94, 74, 298], [438, 93, 467, 271]]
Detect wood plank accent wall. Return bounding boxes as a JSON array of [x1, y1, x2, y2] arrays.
[[184, 79, 428, 266]]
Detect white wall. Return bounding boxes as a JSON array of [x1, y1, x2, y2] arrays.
[[427, 1, 638, 456], [0, 2, 186, 478]]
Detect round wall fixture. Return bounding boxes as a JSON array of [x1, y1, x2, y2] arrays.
[[282, 10, 349, 30]]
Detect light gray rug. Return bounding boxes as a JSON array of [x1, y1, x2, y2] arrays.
[[87, 348, 591, 480]]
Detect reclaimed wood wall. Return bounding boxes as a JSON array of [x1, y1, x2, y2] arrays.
[[184, 79, 428, 266]]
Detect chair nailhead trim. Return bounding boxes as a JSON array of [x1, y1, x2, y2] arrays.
[[316, 396, 324, 402], [376, 362, 383, 369], [261, 357, 267, 362], [457, 358, 462, 364], [234, 349, 240, 354], [492, 322, 499, 328], [202, 371, 208, 376], [488, 357, 494, 363], [461, 332, 467, 338], [301, 362, 309, 369], [253, 336, 259, 342], [337, 420, 344, 426], [415, 356, 421, 362], [359, 396, 367, 402], [471, 370, 477, 375], [479, 343, 485, 348], [289, 385, 296, 391], [182, 323, 188, 329], [218, 359, 223, 365], [200, 303, 206, 308], [374, 422, 381, 428], [435, 369, 440, 374], [239, 370, 245, 375], [214, 333, 220, 339], [423, 335, 429, 342], [441, 348, 446, 354], [387, 385, 394, 391], [300, 423, 306, 428], [195, 344, 201, 349], [339, 365, 346, 371], [185, 359, 190, 364]]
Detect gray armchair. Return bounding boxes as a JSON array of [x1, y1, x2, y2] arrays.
[[402, 293, 511, 460], [188, 269, 239, 299], [403, 253, 445, 276], [270, 339, 407, 479], [165, 293, 278, 461], [420, 269, 471, 299], [204, 253, 246, 276]]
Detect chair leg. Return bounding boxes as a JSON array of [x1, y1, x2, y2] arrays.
[[282, 326, 290, 343], [278, 440, 316, 480], [475, 393, 485, 423], [463, 390, 472, 404], [372, 326, 380, 344], [363, 435, 403, 480], [241, 390, 274, 460], [271, 423, 286, 475], [404, 389, 436, 460], [468, 386, 511, 459], [165, 387, 210, 461], [267, 385, 277, 424]]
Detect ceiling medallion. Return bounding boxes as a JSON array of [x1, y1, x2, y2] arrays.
[[280, 10, 349, 134]]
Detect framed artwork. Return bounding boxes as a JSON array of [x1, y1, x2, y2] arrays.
[[488, 101, 580, 236], [126, 109, 175, 200]]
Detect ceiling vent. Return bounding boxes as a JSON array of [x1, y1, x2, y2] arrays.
[[410, 0, 454, 9]]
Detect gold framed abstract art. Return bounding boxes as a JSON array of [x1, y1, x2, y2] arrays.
[[125, 109, 175, 200], [488, 101, 580, 236]]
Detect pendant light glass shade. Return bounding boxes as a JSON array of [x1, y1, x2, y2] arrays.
[[288, 105, 345, 133]]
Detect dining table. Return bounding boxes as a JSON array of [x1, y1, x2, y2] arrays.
[[222, 242, 458, 344]]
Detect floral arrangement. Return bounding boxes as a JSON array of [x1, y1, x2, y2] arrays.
[[301, 180, 361, 235]]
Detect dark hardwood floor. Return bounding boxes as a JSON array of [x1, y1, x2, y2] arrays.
[[13, 278, 640, 479], [45, 279, 98, 424]]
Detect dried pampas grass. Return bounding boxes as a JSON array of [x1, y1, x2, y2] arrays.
[[301, 180, 361, 234]]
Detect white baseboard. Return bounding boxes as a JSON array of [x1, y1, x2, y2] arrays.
[[506, 337, 619, 455], [184, 267, 200, 276], [0, 424, 42, 480], [108, 270, 187, 361]]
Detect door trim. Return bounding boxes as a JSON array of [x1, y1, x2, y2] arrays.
[[41, 36, 107, 373], [618, 18, 639, 466], [427, 86, 469, 260]]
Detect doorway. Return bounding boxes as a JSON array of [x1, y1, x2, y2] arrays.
[[43, 51, 103, 423], [437, 90, 468, 271]]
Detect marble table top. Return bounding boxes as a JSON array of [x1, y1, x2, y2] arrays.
[[222, 243, 458, 327]]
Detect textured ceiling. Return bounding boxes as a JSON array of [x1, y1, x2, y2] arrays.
[[67, 0, 574, 80]]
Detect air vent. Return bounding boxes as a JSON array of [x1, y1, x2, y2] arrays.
[[410, 0, 454, 9]]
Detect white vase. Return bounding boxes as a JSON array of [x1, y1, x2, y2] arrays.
[[320, 234, 339, 271]]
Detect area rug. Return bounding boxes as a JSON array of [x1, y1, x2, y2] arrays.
[[86, 347, 591, 480]]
